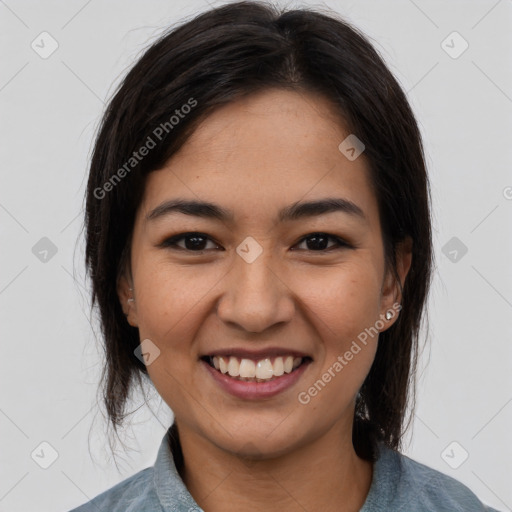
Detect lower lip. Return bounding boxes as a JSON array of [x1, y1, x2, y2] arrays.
[[201, 359, 310, 400]]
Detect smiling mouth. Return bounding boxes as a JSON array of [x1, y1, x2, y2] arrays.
[[201, 355, 312, 383]]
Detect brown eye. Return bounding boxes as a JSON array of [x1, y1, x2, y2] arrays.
[[293, 233, 350, 252], [161, 232, 221, 252]]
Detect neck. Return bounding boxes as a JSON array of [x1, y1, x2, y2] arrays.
[[177, 421, 374, 512]]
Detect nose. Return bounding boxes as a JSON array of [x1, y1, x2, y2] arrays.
[[216, 250, 295, 334]]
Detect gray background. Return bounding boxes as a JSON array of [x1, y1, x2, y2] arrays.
[[1, 0, 511, 511]]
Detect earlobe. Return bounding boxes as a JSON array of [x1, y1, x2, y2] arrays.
[[117, 273, 138, 327], [380, 237, 412, 327], [396, 237, 413, 299]]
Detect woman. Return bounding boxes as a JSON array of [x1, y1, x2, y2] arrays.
[[70, 2, 500, 511]]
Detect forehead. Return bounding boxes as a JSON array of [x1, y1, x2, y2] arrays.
[[139, 88, 379, 229]]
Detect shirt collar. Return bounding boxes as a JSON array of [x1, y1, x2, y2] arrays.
[[153, 428, 203, 511], [152, 426, 390, 511]]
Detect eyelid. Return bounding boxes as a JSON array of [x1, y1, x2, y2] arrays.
[[292, 233, 351, 251], [159, 232, 222, 251]]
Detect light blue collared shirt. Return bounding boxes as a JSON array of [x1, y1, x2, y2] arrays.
[[69, 428, 502, 512]]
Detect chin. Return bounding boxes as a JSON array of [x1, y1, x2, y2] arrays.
[[202, 416, 310, 460]]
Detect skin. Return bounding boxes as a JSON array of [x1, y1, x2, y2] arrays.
[[118, 88, 412, 512]]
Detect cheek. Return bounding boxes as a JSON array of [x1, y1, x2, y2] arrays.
[[133, 257, 223, 339], [133, 264, 208, 418], [134, 249, 382, 423], [292, 258, 382, 341], [131, 259, 226, 403], [291, 260, 381, 397]]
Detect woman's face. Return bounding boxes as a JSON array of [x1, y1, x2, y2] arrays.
[[119, 88, 410, 458]]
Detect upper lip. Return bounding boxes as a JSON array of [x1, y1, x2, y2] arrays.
[[201, 347, 312, 360]]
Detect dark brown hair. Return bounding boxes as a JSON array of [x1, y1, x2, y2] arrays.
[[84, 0, 433, 462]]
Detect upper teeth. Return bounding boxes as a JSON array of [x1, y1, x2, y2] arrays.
[[211, 356, 303, 380]]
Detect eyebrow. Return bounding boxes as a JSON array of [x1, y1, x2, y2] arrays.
[[145, 197, 366, 224]]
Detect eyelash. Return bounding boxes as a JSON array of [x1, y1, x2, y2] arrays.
[[159, 232, 351, 253]]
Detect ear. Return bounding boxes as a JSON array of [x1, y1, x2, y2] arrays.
[[117, 270, 138, 328], [380, 237, 412, 328]]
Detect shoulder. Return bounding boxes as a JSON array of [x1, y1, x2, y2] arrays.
[[67, 428, 197, 512], [68, 466, 163, 512], [366, 443, 501, 512]]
